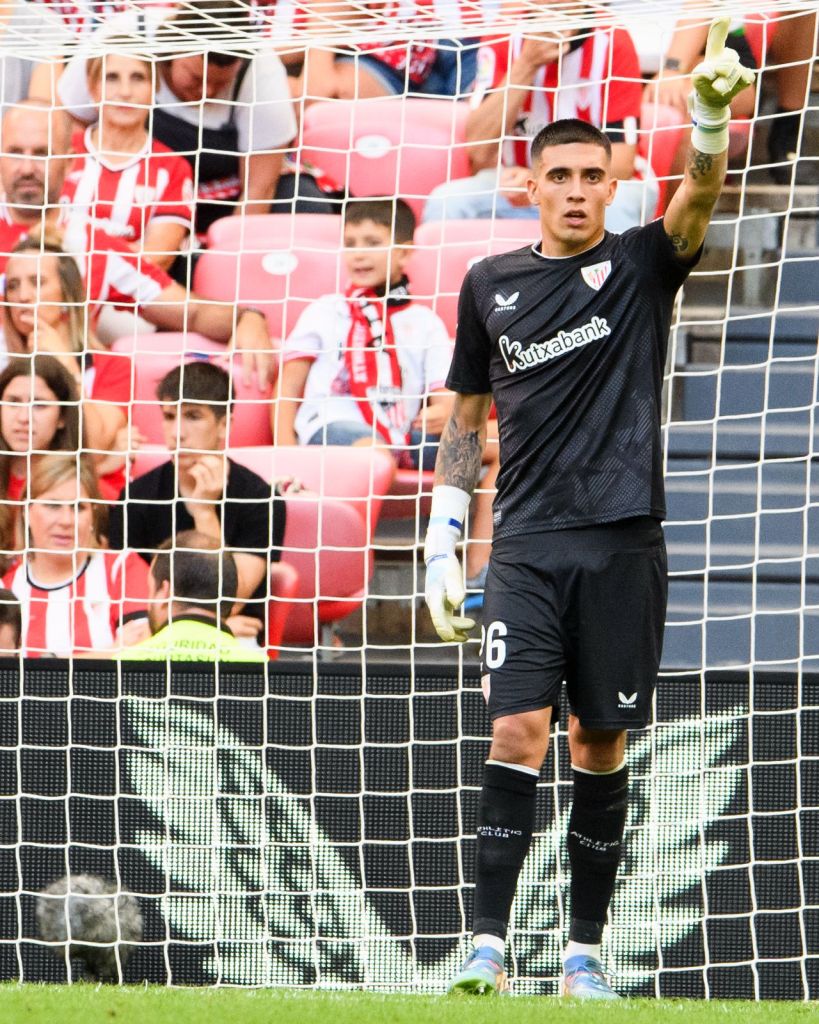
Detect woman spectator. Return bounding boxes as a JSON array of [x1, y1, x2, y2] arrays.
[[0, 355, 126, 505], [3, 454, 150, 657], [61, 48, 195, 270], [2, 236, 134, 472]]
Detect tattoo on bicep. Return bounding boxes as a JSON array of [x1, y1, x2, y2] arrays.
[[687, 147, 714, 180], [667, 232, 690, 254], [437, 416, 483, 493]]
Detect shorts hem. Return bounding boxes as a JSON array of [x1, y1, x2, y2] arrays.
[[488, 699, 559, 722], [571, 716, 651, 731]]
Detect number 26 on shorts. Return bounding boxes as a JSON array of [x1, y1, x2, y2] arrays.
[[480, 620, 508, 670]]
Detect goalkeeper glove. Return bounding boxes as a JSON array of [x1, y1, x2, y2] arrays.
[[689, 17, 755, 154], [424, 485, 475, 643]]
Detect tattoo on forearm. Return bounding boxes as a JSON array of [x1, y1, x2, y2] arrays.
[[687, 147, 714, 180], [667, 232, 690, 254], [437, 417, 483, 493]]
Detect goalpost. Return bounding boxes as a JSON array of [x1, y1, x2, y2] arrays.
[[0, 0, 816, 999]]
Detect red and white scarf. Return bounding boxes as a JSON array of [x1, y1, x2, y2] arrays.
[[344, 278, 412, 447]]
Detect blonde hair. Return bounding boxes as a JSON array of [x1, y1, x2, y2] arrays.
[[26, 453, 106, 547], [3, 233, 98, 355], [86, 42, 156, 93]]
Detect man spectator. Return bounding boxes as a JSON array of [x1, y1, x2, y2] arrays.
[[423, 23, 656, 230], [107, 362, 285, 646], [0, 101, 273, 386], [118, 532, 268, 663]]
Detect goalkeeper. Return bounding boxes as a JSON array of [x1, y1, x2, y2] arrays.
[[424, 19, 753, 999]]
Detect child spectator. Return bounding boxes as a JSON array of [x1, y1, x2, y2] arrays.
[[423, 25, 654, 230], [107, 362, 284, 644], [276, 198, 453, 470], [0, 354, 126, 504], [3, 453, 150, 657], [61, 48, 195, 270], [119, 532, 268, 662], [0, 103, 274, 387]]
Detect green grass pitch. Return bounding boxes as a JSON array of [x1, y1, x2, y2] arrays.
[[0, 987, 816, 1024]]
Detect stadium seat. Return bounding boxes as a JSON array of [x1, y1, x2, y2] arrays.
[[638, 102, 686, 215], [406, 219, 539, 337], [300, 97, 472, 218], [120, 350, 274, 447], [267, 561, 299, 658], [193, 213, 345, 341], [382, 467, 435, 520], [109, 331, 225, 357]]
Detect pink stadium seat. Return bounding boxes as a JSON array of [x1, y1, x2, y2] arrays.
[[110, 332, 225, 357], [193, 213, 345, 341], [638, 102, 686, 215], [382, 468, 434, 520], [122, 350, 274, 447], [300, 97, 472, 218], [407, 220, 539, 337]]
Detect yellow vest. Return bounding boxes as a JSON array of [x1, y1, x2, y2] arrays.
[[117, 618, 267, 663]]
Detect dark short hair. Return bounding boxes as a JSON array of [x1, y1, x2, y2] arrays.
[[151, 530, 238, 614], [156, 361, 233, 418], [344, 198, 416, 244], [0, 588, 21, 648], [530, 118, 612, 166]]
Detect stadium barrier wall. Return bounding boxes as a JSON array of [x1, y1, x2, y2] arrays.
[[0, 659, 816, 998]]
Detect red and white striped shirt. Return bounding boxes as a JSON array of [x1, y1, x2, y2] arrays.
[[0, 203, 171, 319], [4, 548, 150, 657], [62, 127, 194, 244], [473, 26, 642, 168]]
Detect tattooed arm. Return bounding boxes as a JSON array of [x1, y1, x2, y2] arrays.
[[424, 391, 492, 642], [662, 144, 727, 261], [434, 392, 493, 492]]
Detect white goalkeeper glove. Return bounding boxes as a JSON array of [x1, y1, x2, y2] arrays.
[[689, 17, 755, 154], [424, 485, 475, 643]]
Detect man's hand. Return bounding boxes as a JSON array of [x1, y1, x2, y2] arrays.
[[234, 309, 275, 391], [517, 35, 570, 76], [691, 17, 755, 109], [425, 552, 475, 643], [185, 455, 226, 505]]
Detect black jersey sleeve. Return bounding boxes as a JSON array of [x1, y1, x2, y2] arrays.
[[620, 216, 702, 294], [445, 265, 493, 394]]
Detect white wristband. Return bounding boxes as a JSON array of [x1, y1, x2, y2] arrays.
[[424, 485, 471, 564], [690, 94, 730, 155]]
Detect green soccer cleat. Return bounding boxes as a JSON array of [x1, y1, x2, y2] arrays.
[[448, 945, 508, 996], [561, 954, 620, 1000]]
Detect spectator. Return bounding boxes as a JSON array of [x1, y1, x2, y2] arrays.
[[3, 453, 150, 657], [57, 0, 338, 236], [0, 102, 274, 386], [2, 238, 134, 471], [0, 588, 21, 653], [0, 354, 126, 504], [423, 24, 656, 230], [645, 7, 818, 185], [61, 47, 195, 270], [0, 0, 69, 110], [118, 531, 268, 662], [276, 198, 453, 469], [107, 362, 284, 645]]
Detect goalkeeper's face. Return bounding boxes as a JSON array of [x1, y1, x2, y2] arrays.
[[526, 142, 616, 256]]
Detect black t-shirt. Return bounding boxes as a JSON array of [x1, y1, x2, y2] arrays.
[[448, 219, 699, 537], [108, 458, 285, 624]]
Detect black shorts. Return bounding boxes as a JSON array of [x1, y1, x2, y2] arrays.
[[480, 517, 667, 730]]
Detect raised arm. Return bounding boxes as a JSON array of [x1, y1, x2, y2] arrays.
[[663, 17, 755, 258], [424, 392, 492, 641]]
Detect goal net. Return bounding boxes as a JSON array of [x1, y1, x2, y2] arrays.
[[0, 0, 816, 1000]]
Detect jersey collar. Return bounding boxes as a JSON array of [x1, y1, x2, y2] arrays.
[[530, 233, 609, 262]]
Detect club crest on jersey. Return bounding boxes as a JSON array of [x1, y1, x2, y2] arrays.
[[581, 260, 612, 291], [494, 291, 519, 312]]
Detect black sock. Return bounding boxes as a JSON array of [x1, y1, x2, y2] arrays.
[[567, 764, 628, 945], [472, 761, 538, 940]]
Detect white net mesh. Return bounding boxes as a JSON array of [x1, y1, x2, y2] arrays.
[[0, 0, 815, 998]]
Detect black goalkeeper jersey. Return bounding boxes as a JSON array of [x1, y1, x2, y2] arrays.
[[447, 218, 699, 538]]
